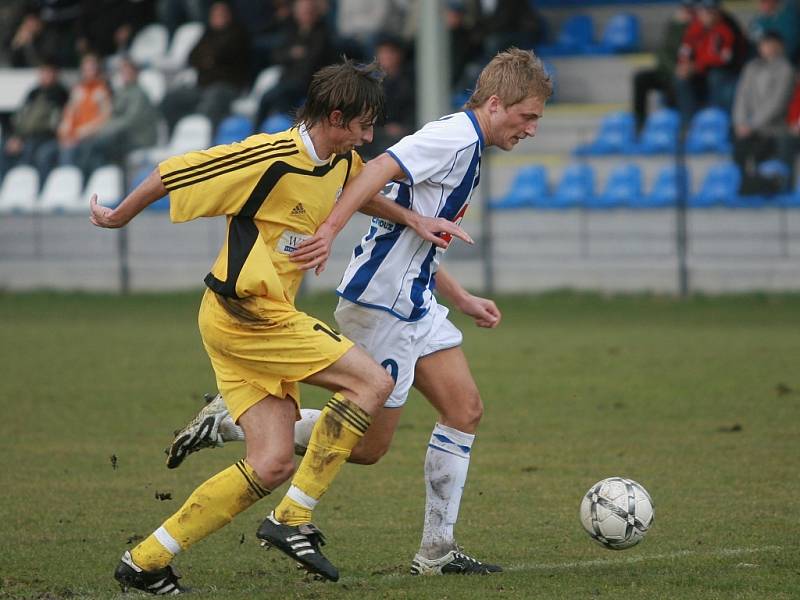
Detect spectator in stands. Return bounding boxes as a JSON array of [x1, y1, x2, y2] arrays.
[[7, 7, 48, 67], [732, 31, 794, 194], [0, 61, 68, 179], [74, 56, 159, 176], [777, 77, 800, 183], [631, 0, 694, 132], [749, 0, 800, 63], [7, 0, 83, 68], [446, 0, 484, 92], [33, 53, 111, 177], [158, 0, 209, 35], [231, 0, 292, 79], [334, 0, 407, 59], [477, 0, 544, 58], [76, 0, 156, 59], [254, 0, 335, 129], [674, 0, 745, 125], [360, 33, 415, 159], [0, 1, 26, 65], [159, 1, 251, 131]]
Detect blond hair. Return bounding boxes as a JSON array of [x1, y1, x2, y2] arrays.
[[465, 48, 552, 109]]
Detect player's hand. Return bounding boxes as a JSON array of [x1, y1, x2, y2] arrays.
[[459, 295, 501, 328], [291, 224, 335, 275], [89, 193, 119, 228], [410, 216, 474, 249]]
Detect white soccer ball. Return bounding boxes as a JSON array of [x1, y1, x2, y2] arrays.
[[579, 477, 654, 550]]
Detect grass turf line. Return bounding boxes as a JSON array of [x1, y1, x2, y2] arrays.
[[1, 291, 798, 599]]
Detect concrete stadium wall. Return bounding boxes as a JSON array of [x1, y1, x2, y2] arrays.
[[2, 207, 799, 295]]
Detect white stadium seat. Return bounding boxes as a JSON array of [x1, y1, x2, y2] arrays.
[[138, 68, 167, 105], [0, 165, 39, 213], [129, 23, 169, 67], [231, 66, 283, 118], [154, 22, 204, 72], [143, 114, 212, 163], [38, 166, 84, 213], [84, 165, 124, 208]]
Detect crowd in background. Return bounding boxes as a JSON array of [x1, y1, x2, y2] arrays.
[[0, 0, 545, 183], [8, 0, 800, 199], [633, 0, 800, 195]]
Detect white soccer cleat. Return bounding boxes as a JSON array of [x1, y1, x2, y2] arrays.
[[410, 549, 502, 575], [165, 393, 228, 469]]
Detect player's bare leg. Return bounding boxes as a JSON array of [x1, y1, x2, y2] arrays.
[[165, 393, 317, 469], [166, 396, 402, 467], [410, 346, 502, 575], [257, 345, 393, 581], [117, 395, 294, 594]]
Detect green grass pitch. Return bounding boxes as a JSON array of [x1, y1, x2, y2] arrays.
[[1, 291, 798, 599]]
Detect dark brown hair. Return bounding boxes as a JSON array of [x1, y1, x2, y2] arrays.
[[296, 59, 386, 128]]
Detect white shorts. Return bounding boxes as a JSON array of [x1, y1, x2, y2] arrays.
[[334, 297, 463, 408]]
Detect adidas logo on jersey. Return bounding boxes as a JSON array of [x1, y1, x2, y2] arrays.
[[291, 203, 306, 216]]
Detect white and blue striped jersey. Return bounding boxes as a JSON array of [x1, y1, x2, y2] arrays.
[[336, 110, 485, 321]]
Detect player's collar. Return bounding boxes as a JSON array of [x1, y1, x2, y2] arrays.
[[298, 123, 332, 166], [465, 110, 486, 150]]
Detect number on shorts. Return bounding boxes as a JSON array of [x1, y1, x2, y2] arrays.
[[381, 358, 399, 383]]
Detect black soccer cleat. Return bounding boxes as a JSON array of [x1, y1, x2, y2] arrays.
[[410, 549, 503, 575], [256, 512, 339, 582], [114, 550, 184, 595]]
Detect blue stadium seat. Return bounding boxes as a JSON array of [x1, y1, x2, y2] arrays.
[[633, 164, 691, 208], [691, 162, 740, 207], [130, 165, 169, 210], [633, 108, 680, 155], [260, 113, 293, 134], [588, 163, 642, 209], [537, 14, 594, 56], [553, 162, 595, 207], [574, 111, 636, 156], [588, 13, 640, 54], [491, 165, 549, 210], [214, 115, 254, 145], [685, 108, 731, 154]]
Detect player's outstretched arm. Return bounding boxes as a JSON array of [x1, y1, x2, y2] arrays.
[[361, 195, 474, 249], [291, 153, 402, 274], [89, 167, 167, 229], [435, 266, 501, 329]]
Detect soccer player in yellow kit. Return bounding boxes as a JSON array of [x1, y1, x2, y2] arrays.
[[89, 60, 468, 592]]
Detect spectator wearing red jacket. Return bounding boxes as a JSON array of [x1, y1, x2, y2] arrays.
[[777, 77, 800, 184], [674, 0, 743, 125]]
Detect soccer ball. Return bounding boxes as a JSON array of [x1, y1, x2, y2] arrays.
[[579, 477, 654, 550]]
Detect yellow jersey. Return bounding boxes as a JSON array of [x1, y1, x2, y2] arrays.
[[159, 127, 363, 305]]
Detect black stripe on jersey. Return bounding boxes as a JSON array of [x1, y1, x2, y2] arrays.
[[235, 459, 270, 498], [205, 153, 354, 298], [163, 146, 299, 191], [161, 137, 295, 184]]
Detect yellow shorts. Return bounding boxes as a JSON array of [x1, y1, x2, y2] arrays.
[[198, 289, 353, 422]]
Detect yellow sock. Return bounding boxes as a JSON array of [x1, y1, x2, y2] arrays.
[[130, 459, 269, 570], [274, 394, 371, 526]]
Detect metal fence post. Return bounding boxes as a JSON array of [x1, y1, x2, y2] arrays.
[[118, 157, 131, 294], [675, 124, 689, 297]]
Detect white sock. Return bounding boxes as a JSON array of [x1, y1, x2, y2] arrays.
[[419, 423, 475, 559], [218, 408, 320, 454]]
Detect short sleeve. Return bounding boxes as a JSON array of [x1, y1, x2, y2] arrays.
[[159, 140, 263, 223], [386, 114, 475, 185]]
